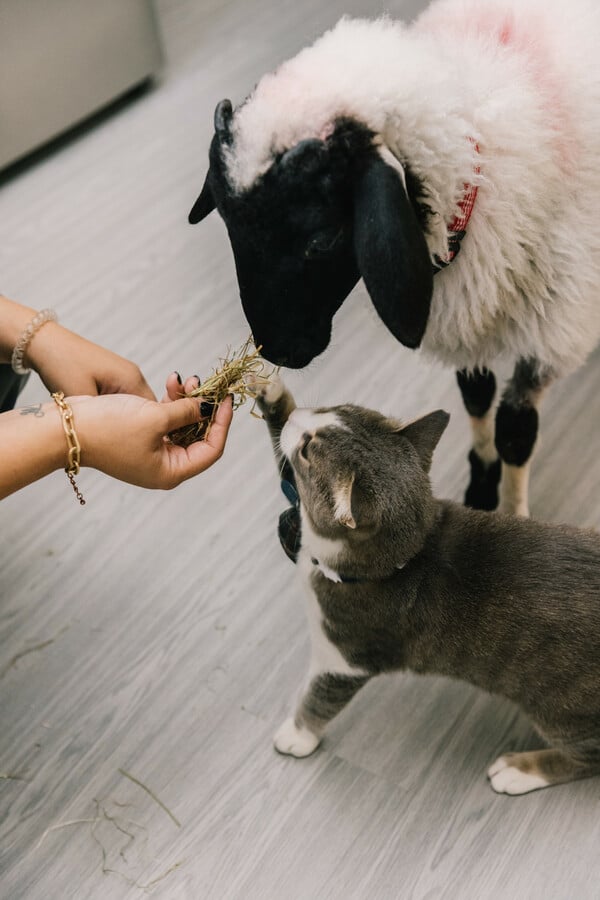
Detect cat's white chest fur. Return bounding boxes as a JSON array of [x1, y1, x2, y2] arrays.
[[273, 509, 368, 756], [297, 510, 368, 679]]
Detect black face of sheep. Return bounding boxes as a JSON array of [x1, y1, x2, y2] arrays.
[[189, 103, 434, 368]]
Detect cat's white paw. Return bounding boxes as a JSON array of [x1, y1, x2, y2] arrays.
[[274, 717, 321, 758], [487, 756, 549, 794], [246, 369, 284, 404]]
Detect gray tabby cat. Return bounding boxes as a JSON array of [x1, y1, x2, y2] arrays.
[[255, 375, 600, 794]]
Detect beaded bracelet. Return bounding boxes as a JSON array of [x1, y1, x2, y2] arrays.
[[11, 308, 58, 375], [51, 391, 86, 506]]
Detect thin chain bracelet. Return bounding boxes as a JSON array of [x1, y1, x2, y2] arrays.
[[11, 308, 58, 374], [51, 391, 86, 506]]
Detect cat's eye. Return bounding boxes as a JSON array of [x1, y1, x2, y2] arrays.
[[299, 433, 312, 461]]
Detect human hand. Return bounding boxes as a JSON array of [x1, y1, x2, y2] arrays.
[[29, 322, 156, 400], [0, 295, 154, 399], [163, 371, 202, 402], [70, 391, 233, 489]]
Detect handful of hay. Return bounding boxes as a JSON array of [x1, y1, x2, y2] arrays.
[[168, 337, 273, 447]]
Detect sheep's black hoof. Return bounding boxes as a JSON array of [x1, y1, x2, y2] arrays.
[[464, 450, 501, 511]]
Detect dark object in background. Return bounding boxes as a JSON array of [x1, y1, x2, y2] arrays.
[[0, 0, 162, 171], [0, 366, 29, 413]]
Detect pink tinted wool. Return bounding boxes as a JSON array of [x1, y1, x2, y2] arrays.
[[418, 2, 576, 169]]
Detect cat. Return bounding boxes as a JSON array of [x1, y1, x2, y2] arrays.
[[253, 375, 600, 795]]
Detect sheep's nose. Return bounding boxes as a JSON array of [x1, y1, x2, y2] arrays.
[[258, 347, 290, 367], [258, 341, 319, 369], [273, 349, 316, 369]]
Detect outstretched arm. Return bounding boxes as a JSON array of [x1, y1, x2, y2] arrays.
[[0, 391, 233, 499], [1, 295, 235, 498], [0, 295, 155, 399]]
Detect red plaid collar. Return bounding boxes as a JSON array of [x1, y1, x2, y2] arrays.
[[433, 143, 480, 271]]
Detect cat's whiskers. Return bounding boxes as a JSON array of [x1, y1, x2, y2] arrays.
[[277, 455, 289, 480]]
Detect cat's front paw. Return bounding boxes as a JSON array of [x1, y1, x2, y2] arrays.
[[274, 717, 321, 758], [487, 755, 549, 795], [246, 369, 285, 405]]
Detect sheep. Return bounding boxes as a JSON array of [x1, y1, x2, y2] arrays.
[[188, 0, 600, 517]]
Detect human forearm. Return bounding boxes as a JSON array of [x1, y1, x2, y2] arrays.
[[0, 400, 66, 498], [0, 295, 39, 364], [0, 294, 154, 399]]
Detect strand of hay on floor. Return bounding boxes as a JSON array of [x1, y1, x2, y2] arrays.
[[168, 337, 273, 447], [118, 767, 181, 828]]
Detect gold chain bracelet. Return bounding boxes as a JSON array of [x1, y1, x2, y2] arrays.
[[51, 391, 86, 505]]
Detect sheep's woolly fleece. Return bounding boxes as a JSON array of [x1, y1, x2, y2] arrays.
[[223, 0, 600, 374]]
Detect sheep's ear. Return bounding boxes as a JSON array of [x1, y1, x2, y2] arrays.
[[189, 98, 233, 223], [214, 99, 233, 144], [353, 155, 433, 348], [397, 410, 450, 472], [188, 172, 216, 224]]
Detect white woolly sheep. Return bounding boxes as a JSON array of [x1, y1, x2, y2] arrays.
[[188, 0, 600, 516]]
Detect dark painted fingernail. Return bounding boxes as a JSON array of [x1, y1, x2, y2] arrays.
[[200, 401, 214, 417], [175, 371, 182, 385], [194, 375, 201, 385]]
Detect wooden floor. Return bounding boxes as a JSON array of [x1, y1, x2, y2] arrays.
[[1, 1, 600, 897]]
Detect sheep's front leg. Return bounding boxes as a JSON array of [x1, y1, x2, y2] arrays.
[[456, 367, 501, 510], [495, 358, 553, 517], [274, 671, 370, 757]]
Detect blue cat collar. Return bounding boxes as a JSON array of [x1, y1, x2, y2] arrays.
[[281, 479, 299, 508]]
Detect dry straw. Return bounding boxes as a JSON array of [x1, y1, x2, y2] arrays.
[[168, 337, 273, 447]]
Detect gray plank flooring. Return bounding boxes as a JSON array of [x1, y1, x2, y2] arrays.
[[1, 1, 599, 897]]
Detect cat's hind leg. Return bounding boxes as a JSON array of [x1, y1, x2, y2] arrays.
[[487, 745, 600, 795], [274, 672, 370, 757]]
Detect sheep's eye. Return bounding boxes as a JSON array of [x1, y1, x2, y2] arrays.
[[304, 231, 340, 259], [299, 433, 312, 460]]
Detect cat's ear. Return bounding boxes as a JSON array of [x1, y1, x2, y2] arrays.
[[397, 410, 450, 472], [333, 474, 356, 529]]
